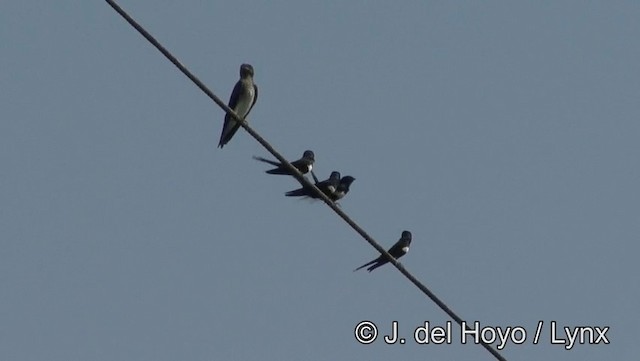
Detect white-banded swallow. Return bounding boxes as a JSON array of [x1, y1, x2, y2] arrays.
[[285, 171, 341, 198], [218, 63, 258, 148], [330, 175, 355, 201], [354, 231, 412, 272], [253, 150, 315, 175]]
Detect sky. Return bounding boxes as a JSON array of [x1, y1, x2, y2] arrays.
[[1, 1, 638, 360]]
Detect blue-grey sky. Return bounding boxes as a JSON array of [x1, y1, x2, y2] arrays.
[[1, 1, 638, 360]]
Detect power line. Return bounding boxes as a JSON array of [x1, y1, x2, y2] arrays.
[[104, 1, 508, 360]]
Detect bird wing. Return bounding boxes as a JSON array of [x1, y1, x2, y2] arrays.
[[386, 241, 406, 259], [218, 81, 245, 147], [246, 84, 258, 116], [227, 80, 243, 110]]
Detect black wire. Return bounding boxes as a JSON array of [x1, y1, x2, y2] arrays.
[[104, 1, 508, 360]]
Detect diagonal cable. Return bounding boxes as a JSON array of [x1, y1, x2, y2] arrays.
[[104, 1, 508, 360]]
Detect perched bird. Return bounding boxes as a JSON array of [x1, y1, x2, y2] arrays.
[[354, 231, 412, 272], [285, 171, 341, 199], [218, 63, 258, 148], [253, 150, 315, 176], [330, 175, 356, 201], [307, 171, 355, 202]]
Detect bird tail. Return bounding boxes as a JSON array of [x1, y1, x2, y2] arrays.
[[265, 169, 288, 175], [218, 117, 240, 148], [310, 170, 320, 183], [252, 156, 280, 167], [285, 188, 307, 197], [366, 261, 386, 272], [353, 259, 378, 272]]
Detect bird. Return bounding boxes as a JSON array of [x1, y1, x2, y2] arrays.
[[218, 63, 258, 148], [285, 171, 341, 199], [307, 171, 355, 202], [330, 175, 356, 201], [354, 231, 412, 272], [253, 150, 315, 176]]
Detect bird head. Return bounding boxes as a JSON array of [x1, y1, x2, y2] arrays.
[[302, 150, 315, 161], [401, 230, 412, 244], [340, 176, 356, 188], [240, 63, 255, 78]]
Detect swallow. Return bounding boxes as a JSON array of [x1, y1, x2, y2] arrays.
[[253, 150, 315, 175], [354, 231, 412, 272], [330, 175, 355, 201], [285, 171, 341, 198], [218, 63, 258, 148]]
